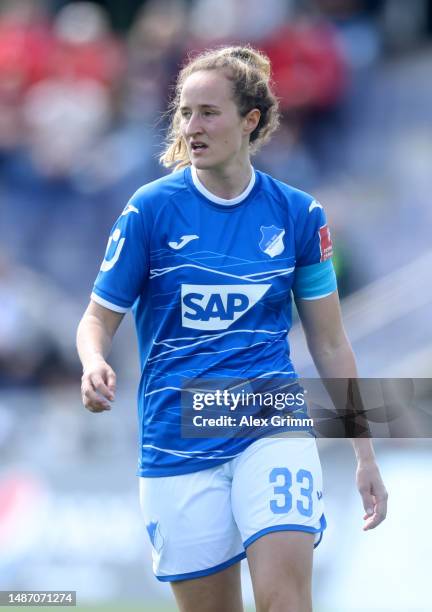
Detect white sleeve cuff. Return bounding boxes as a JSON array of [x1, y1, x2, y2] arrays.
[[296, 290, 336, 301], [91, 292, 129, 313]]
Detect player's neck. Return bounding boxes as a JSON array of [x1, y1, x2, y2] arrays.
[[195, 159, 253, 200]]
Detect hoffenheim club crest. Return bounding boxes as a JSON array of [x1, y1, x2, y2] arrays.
[[259, 225, 286, 258], [146, 520, 165, 554]]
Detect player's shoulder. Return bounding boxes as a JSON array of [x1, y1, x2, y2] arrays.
[[256, 169, 316, 218], [127, 169, 188, 212]]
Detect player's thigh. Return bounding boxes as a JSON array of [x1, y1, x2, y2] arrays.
[[231, 437, 325, 612], [247, 530, 314, 612], [171, 561, 244, 612]]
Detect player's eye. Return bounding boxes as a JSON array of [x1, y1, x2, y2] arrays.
[[180, 110, 191, 119]]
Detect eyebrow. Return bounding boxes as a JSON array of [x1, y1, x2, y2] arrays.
[[179, 104, 220, 111]]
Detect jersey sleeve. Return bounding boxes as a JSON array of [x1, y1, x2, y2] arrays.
[[91, 196, 149, 313], [292, 198, 337, 300]]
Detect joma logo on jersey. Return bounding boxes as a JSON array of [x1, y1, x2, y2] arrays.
[[181, 284, 271, 330]]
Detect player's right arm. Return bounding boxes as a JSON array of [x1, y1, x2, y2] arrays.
[[77, 300, 124, 413], [77, 188, 149, 412]]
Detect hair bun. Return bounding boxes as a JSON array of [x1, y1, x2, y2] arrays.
[[225, 46, 271, 80]]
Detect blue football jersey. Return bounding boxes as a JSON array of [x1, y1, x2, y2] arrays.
[[92, 167, 337, 476]]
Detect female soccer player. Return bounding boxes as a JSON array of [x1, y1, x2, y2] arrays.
[[77, 46, 388, 612]]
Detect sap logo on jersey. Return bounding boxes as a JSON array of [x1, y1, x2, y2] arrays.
[[181, 284, 271, 330]]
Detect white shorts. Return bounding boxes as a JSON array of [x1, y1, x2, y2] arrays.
[[139, 437, 326, 582]]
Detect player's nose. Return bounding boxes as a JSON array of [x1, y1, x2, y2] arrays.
[[185, 112, 204, 137]]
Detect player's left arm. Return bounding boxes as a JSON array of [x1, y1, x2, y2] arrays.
[[296, 292, 388, 530]]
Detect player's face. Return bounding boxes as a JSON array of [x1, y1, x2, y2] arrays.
[[179, 70, 250, 171]]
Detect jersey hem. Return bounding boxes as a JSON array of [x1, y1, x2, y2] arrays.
[[136, 429, 317, 477], [136, 454, 240, 477]]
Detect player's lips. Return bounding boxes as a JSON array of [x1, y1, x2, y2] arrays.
[[190, 142, 208, 154]]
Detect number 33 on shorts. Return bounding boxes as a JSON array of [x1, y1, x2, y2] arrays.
[[233, 438, 326, 550], [269, 467, 314, 516]]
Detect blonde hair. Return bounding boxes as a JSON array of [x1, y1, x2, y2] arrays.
[[160, 45, 280, 171]]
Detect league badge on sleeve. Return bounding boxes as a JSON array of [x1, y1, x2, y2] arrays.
[[101, 228, 125, 271], [318, 224, 333, 261], [259, 225, 286, 258]]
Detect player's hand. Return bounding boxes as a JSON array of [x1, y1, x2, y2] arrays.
[[81, 358, 116, 413], [356, 459, 388, 531]]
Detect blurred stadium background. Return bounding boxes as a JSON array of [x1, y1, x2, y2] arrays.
[[0, 0, 431, 610]]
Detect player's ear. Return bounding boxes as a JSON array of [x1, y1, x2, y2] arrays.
[[243, 108, 260, 136]]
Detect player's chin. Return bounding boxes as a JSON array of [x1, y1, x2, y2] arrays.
[[190, 156, 213, 169], [192, 156, 231, 171]]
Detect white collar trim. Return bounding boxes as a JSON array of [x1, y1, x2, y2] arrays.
[[191, 166, 255, 205]]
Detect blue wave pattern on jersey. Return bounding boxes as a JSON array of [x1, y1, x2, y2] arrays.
[[92, 167, 336, 476]]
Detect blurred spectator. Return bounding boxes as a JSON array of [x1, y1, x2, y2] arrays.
[[313, 0, 383, 19], [21, 2, 125, 179], [62, 0, 188, 193], [189, 0, 293, 43], [381, 0, 429, 51], [0, 0, 52, 154], [255, 14, 348, 182], [261, 18, 347, 111], [0, 253, 81, 387], [0, 2, 126, 179], [22, 76, 112, 178], [49, 2, 125, 87], [126, 0, 187, 121], [312, 0, 383, 68]]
